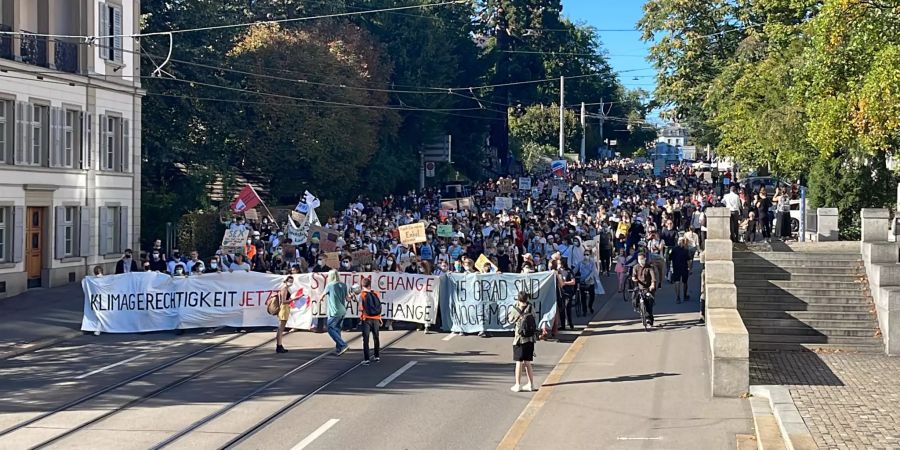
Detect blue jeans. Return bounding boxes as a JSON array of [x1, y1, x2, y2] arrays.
[[327, 315, 347, 351]]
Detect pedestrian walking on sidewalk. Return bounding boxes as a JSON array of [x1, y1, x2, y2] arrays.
[[320, 269, 349, 355], [358, 277, 382, 365], [274, 276, 293, 354], [508, 291, 537, 393]]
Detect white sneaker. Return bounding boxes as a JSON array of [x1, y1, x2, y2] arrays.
[[522, 383, 533, 392], [510, 384, 521, 392]]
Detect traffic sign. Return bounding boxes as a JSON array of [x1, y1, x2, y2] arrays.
[[423, 135, 452, 162]]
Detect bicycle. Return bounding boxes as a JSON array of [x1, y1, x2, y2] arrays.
[[630, 287, 653, 331]]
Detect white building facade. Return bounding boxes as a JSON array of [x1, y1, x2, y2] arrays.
[[0, 0, 142, 297]]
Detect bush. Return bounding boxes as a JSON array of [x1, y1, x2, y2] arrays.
[[177, 212, 226, 257]]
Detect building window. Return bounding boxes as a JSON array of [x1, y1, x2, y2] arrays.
[[63, 206, 75, 256], [106, 206, 120, 254], [63, 109, 77, 167], [99, 2, 123, 63], [99, 114, 129, 172], [0, 99, 9, 163], [30, 103, 48, 166], [0, 206, 6, 262], [103, 115, 118, 170]]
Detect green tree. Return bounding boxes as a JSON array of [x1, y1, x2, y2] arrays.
[[509, 103, 581, 170]]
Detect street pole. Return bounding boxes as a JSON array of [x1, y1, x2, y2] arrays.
[[580, 101, 586, 163], [598, 98, 605, 158], [419, 151, 425, 191], [559, 76, 565, 158]]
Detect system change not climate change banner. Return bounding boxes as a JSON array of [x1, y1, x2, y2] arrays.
[[82, 271, 441, 333]]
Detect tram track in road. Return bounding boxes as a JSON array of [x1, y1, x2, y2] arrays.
[[150, 330, 417, 450], [0, 332, 247, 442], [25, 331, 282, 450]]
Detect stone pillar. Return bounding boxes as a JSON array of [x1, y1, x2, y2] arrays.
[[861, 208, 890, 243], [703, 207, 748, 397], [816, 208, 839, 242]]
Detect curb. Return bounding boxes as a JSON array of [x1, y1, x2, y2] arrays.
[[750, 385, 819, 450], [497, 294, 618, 450], [0, 330, 83, 360]]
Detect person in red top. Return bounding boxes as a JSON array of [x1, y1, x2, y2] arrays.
[[358, 277, 382, 365]]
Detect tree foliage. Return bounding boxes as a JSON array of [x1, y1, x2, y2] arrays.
[[509, 103, 581, 170]]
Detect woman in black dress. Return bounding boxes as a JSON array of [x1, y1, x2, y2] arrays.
[[773, 187, 792, 240], [755, 188, 773, 241]]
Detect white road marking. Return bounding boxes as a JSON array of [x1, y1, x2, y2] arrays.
[[75, 354, 145, 379], [442, 333, 456, 341], [291, 418, 340, 450], [616, 437, 663, 441], [376, 361, 418, 388]]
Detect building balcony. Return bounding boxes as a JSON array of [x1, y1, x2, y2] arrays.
[[20, 31, 48, 68], [54, 39, 78, 74], [0, 24, 12, 60]]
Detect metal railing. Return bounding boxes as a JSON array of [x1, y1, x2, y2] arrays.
[[54, 39, 78, 73], [20, 31, 48, 67], [0, 24, 12, 60]]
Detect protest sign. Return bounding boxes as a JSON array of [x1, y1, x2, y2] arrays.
[[398, 222, 427, 245], [441, 272, 558, 333], [572, 185, 583, 201], [494, 197, 513, 211], [438, 209, 449, 222], [287, 217, 308, 245], [518, 177, 532, 191], [499, 178, 513, 194], [475, 254, 498, 272], [221, 229, 249, 254], [324, 252, 341, 269], [81, 271, 442, 333], [309, 225, 340, 252], [551, 186, 559, 198], [441, 197, 474, 211], [584, 170, 602, 179], [350, 249, 374, 266], [291, 210, 306, 223], [551, 160, 567, 177], [437, 224, 455, 238], [244, 209, 259, 221]]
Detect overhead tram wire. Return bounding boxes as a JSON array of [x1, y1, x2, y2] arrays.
[[0, 1, 467, 40]]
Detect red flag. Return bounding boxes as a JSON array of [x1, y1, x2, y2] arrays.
[[231, 184, 261, 213]]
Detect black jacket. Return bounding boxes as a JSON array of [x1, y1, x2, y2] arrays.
[[115, 258, 139, 274]]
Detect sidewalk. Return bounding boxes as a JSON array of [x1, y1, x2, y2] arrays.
[[0, 283, 85, 359], [502, 264, 753, 449]]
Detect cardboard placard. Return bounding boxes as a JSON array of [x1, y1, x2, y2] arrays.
[[324, 252, 341, 269], [494, 197, 513, 210], [475, 254, 498, 272], [221, 229, 249, 255], [585, 170, 602, 179], [244, 209, 259, 221], [351, 249, 374, 266], [398, 222, 427, 245], [309, 225, 340, 252], [437, 224, 455, 238], [499, 179, 513, 194], [291, 210, 306, 223], [518, 177, 532, 191]]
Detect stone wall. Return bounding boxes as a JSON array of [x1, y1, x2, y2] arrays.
[[860, 208, 900, 355], [704, 207, 750, 396]]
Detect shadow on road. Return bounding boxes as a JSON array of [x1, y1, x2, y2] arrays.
[[542, 371, 680, 387]]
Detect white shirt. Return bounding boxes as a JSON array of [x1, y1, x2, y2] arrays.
[[724, 192, 742, 213], [229, 262, 251, 272]]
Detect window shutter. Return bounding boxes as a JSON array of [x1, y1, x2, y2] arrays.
[[119, 206, 129, 252], [83, 112, 92, 170], [55, 206, 65, 258], [113, 6, 123, 63], [98, 206, 108, 255], [121, 118, 130, 172], [98, 114, 106, 170], [79, 207, 93, 257], [12, 206, 24, 263], [49, 107, 61, 167], [14, 101, 25, 165], [98, 2, 109, 60]]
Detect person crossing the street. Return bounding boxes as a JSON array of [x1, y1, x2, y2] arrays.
[[320, 269, 349, 355], [359, 277, 382, 365]]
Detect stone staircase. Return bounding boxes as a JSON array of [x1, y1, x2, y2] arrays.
[[734, 249, 883, 352]]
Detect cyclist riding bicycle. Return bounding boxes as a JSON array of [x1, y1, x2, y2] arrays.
[[631, 252, 657, 327]]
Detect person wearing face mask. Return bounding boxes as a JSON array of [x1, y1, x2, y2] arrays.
[[172, 263, 187, 277], [434, 261, 449, 276], [453, 259, 464, 273], [312, 255, 331, 273], [167, 248, 187, 274], [148, 250, 167, 272], [115, 249, 139, 274], [576, 250, 597, 315], [206, 257, 222, 273], [631, 252, 657, 327], [229, 254, 251, 272]]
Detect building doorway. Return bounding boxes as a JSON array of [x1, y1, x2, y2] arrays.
[[26, 207, 44, 289]]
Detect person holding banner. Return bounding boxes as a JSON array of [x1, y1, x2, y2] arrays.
[[321, 270, 349, 355], [508, 291, 537, 393]]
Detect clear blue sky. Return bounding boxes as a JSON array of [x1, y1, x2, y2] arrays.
[[561, 0, 657, 93]]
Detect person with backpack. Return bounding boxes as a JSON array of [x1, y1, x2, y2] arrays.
[[358, 277, 382, 365], [508, 291, 537, 392]]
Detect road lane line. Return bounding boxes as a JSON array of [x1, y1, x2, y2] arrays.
[[376, 361, 418, 388], [442, 333, 457, 341], [617, 437, 662, 441], [75, 354, 145, 379], [291, 419, 339, 450]]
